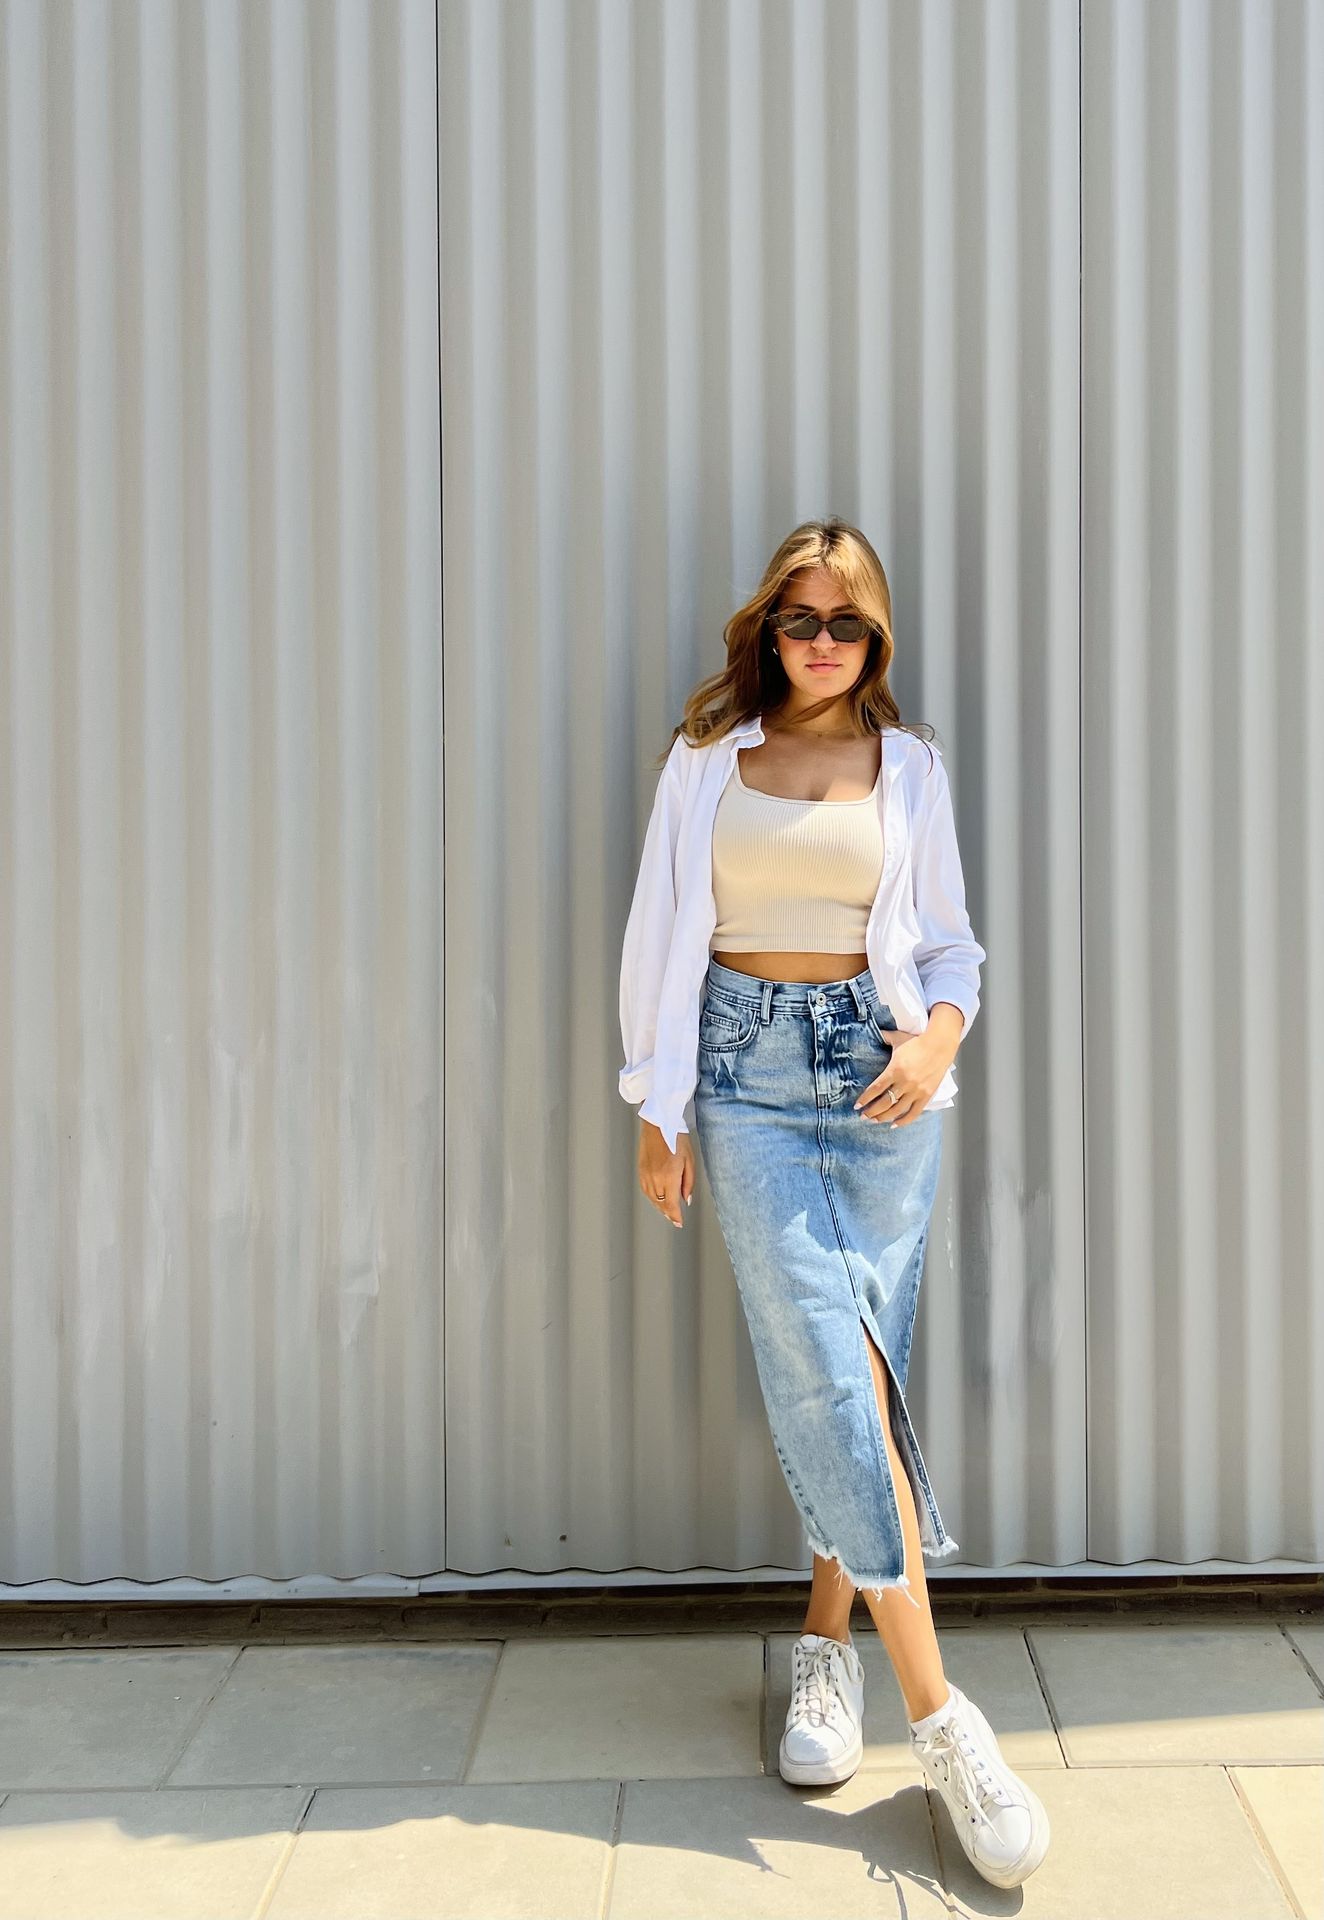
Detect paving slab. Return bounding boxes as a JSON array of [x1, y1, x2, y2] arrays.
[[466, 1634, 763, 1783], [0, 1648, 239, 1790], [1231, 1764, 1324, 1920], [266, 1781, 618, 1920], [166, 1643, 500, 1786], [1028, 1622, 1324, 1764], [765, 1623, 1063, 1775], [608, 1772, 948, 1918], [1286, 1618, 1324, 1689], [0, 1787, 306, 1920], [932, 1763, 1295, 1917]]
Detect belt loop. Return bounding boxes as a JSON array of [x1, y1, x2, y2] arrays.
[[848, 973, 869, 1020], [760, 979, 774, 1024]]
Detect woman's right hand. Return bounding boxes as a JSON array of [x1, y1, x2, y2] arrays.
[[637, 1121, 695, 1227]]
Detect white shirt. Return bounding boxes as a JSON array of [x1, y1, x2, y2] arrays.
[[618, 712, 987, 1154]]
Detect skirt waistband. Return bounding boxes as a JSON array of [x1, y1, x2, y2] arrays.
[[704, 955, 888, 1021]]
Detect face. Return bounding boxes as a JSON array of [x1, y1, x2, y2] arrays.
[[770, 566, 873, 703]]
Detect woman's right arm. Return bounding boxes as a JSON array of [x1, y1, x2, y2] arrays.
[[618, 737, 697, 1226], [618, 740, 686, 1123]]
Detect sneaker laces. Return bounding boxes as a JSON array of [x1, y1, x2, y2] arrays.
[[791, 1639, 846, 1727], [917, 1716, 1016, 1827]]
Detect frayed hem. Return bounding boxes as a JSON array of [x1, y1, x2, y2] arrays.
[[803, 1527, 924, 1612], [923, 1532, 961, 1561]]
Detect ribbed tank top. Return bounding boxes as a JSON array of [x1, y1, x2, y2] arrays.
[[710, 750, 885, 953]]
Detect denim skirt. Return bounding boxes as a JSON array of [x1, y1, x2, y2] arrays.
[[692, 956, 960, 1607]]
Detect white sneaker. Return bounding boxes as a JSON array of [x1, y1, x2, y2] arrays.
[[909, 1682, 1050, 1888], [778, 1632, 866, 1785]]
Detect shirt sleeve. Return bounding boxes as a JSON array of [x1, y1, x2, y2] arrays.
[[618, 742, 686, 1113], [909, 743, 987, 1036]]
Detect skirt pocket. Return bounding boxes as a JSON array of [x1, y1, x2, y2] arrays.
[[698, 996, 761, 1056], [865, 1002, 898, 1049]]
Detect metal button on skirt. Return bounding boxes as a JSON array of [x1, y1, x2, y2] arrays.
[[692, 956, 960, 1608]]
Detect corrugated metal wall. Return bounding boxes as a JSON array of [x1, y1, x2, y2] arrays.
[[1081, 0, 1323, 1564], [437, 0, 1092, 1590], [1, 0, 1319, 1595], [1, 0, 442, 1588], [440, 0, 1321, 1587]]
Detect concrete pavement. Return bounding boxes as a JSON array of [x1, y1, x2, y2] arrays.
[[0, 1593, 1318, 1917]]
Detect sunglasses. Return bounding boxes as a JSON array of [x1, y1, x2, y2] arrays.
[[769, 609, 873, 644]]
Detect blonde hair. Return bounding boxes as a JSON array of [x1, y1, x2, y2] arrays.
[[654, 516, 935, 769]]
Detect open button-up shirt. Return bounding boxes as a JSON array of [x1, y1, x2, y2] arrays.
[[618, 711, 987, 1154]]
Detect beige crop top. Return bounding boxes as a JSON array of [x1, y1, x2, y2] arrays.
[[709, 751, 885, 952]]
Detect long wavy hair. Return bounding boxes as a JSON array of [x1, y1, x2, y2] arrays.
[[653, 516, 935, 770]]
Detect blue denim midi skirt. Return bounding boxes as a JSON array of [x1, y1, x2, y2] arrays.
[[693, 956, 960, 1608]]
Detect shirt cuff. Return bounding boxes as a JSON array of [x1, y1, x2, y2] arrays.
[[639, 1090, 688, 1145], [619, 1061, 653, 1102]]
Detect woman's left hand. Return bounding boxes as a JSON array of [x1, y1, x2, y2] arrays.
[[854, 1008, 962, 1127]]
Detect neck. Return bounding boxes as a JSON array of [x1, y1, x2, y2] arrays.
[[772, 695, 854, 737]]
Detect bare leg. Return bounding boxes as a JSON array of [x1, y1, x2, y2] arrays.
[[801, 1549, 856, 1644], [803, 1321, 951, 1722]]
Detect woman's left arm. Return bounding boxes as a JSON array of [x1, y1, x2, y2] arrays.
[[909, 742, 987, 1042], [855, 744, 986, 1124]]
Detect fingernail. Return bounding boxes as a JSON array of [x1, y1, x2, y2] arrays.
[[684, 1194, 691, 1206]]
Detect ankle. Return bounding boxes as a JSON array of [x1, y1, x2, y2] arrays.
[[801, 1621, 852, 1646], [906, 1679, 954, 1725]]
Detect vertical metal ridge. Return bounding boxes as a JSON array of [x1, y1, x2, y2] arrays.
[[7, 0, 63, 1581], [1304, 0, 1324, 1560], [1169, 0, 1218, 1554], [1235, 0, 1282, 1559]]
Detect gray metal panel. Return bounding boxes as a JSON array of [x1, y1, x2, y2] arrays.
[[438, 0, 1088, 1582], [1082, 0, 1323, 1564], [2, 0, 1317, 1597], [0, 0, 442, 1584]]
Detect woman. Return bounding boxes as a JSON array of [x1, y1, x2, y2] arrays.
[[618, 518, 1049, 1890]]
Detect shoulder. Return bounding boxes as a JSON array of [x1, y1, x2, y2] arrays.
[[891, 727, 943, 781], [663, 727, 730, 784], [891, 732, 954, 824], [660, 732, 697, 788]]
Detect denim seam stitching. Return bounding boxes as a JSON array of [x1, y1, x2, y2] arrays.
[[812, 1092, 920, 1606], [818, 1101, 953, 1562]]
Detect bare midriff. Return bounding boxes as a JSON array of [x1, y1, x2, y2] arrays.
[[709, 948, 870, 985]]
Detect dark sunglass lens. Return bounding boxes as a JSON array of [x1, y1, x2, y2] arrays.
[[774, 611, 869, 641]]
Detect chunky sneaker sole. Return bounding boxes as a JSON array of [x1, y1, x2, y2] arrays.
[[778, 1632, 866, 1786], [910, 1681, 1051, 1888]]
